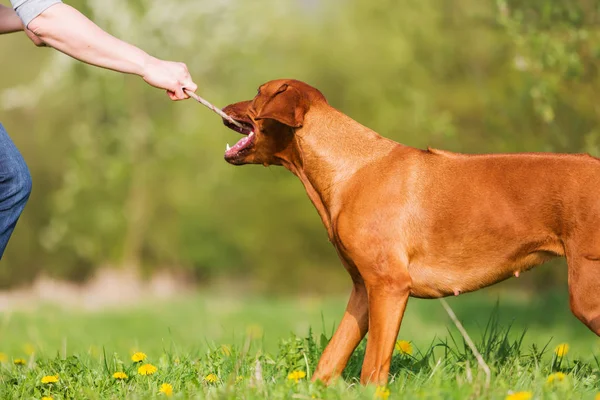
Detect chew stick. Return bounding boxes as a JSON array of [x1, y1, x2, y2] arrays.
[[183, 89, 244, 129]]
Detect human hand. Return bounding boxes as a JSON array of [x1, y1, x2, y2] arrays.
[[142, 57, 197, 101]]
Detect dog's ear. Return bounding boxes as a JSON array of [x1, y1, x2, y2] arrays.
[[254, 83, 308, 128]]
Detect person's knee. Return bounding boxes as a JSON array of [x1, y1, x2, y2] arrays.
[[19, 165, 32, 202], [3, 157, 32, 204], [14, 160, 32, 203]]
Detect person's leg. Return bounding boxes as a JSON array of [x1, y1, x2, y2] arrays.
[[0, 123, 32, 259]]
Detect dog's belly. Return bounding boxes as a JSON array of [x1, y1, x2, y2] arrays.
[[407, 245, 563, 299]]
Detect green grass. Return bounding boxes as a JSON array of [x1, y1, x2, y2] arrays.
[[1, 286, 599, 399]]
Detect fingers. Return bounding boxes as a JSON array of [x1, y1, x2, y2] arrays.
[[184, 82, 198, 92], [173, 86, 187, 100], [142, 58, 198, 101], [167, 63, 197, 101], [166, 88, 185, 101], [169, 84, 197, 101], [167, 86, 192, 101], [176, 63, 197, 101], [166, 90, 179, 101]]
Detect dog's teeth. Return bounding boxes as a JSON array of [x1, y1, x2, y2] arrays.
[[226, 143, 231, 151], [249, 131, 255, 137]]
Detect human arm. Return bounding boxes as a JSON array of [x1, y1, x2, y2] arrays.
[[0, 4, 23, 33], [12, 1, 197, 99]]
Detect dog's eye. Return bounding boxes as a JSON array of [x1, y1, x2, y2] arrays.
[[275, 84, 288, 95]]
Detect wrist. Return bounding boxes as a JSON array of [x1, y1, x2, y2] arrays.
[[138, 54, 158, 77]]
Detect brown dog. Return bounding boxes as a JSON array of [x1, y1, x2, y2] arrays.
[[221, 79, 600, 385]]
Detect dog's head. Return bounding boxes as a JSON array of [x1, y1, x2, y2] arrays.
[[221, 79, 326, 166]]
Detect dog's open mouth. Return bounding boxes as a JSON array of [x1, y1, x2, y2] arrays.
[[223, 119, 255, 159]]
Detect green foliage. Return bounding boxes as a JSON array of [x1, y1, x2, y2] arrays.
[[0, 0, 598, 290], [497, 0, 600, 147]]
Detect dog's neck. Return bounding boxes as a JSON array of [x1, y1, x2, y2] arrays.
[[278, 105, 398, 238]]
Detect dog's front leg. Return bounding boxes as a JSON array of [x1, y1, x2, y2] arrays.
[[360, 276, 411, 385], [312, 280, 368, 383]]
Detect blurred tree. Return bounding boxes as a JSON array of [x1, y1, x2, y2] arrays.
[[497, 0, 600, 153]]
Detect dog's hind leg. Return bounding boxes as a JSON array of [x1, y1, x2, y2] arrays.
[[566, 247, 600, 335], [312, 280, 369, 383]]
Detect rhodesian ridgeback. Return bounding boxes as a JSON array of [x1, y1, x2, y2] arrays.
[[221, 79, 600, 385]]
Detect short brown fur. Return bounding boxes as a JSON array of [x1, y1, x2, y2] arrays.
[[222, 79, 600, 385]]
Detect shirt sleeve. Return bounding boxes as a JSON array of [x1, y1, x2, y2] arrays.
[[10, 0, 63, 27]]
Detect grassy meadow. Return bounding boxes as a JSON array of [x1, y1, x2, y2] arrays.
[[1, 281, 600, 399]]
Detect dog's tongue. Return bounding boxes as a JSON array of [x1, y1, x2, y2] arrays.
[[225, 131, 255, 156]]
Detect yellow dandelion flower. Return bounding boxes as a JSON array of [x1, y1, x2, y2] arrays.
[[113, 371, 128, 380], [554, 343, 569, 357], [546, 372, 566, 384], [204, 373, 218, 384], [41, 374, 59, 384], [395, 340, 413, 355], [595, 393, 600, 400], [287, 370, 306, 383], [0, 352, 7, 363], [138, 363, 158, 376], [42, 397, 53, 400], [159, 383, 173, 397], [173, 358, 181, 365], [505, 391, 532, 400], [23, 343, 35, 355], [235, 376, 244, 383], [375, 386, 390, 399], [13, 358, 26, 366], [221, 345, 232, 356], [131, 352, 147, 362]]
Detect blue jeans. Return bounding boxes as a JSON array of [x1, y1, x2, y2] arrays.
[[0, 123, 32, 259]]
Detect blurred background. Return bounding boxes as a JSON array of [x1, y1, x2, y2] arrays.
[[0, 0, 599, 356]]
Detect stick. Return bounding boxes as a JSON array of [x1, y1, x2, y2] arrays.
[[439, 298, 491, 388], [183, 89, 244, 129]]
